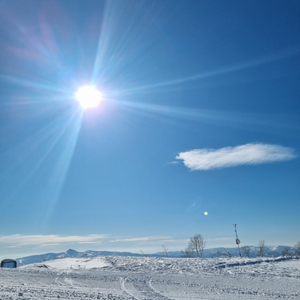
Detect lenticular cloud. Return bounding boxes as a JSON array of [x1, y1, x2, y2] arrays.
[[176, 143, 297, 171]]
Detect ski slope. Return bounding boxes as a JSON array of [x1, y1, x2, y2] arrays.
[[1, 256, 299, 299]]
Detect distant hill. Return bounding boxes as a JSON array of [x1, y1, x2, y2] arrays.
[[16, 249, 144, 267], [16, 245, 294, 267], [155, 245, 294, 259]]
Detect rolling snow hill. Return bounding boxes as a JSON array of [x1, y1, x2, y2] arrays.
[[15, 245, 294, 267], [1, 255, 299, 299]]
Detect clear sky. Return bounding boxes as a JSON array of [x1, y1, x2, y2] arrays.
[[1, 0, 300, 260]]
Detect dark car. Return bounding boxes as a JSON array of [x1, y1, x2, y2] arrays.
[[1, 259, 17, 268]]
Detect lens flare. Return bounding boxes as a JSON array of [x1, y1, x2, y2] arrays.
[[76, 86, 102, 109]]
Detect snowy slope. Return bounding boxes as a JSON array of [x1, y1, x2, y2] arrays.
[[1, 255, 299, 299], [22, 257, 110, 270], [16, 249, 144, 267], [16, 246, 295, 267]]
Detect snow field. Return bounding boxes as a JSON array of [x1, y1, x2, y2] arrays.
[[1, 256, 299, 299]]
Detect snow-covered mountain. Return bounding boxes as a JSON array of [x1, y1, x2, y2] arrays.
[[16, 245, 294, 267]]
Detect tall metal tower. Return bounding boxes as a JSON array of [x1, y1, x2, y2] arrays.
[[233, 224, 241, 257]]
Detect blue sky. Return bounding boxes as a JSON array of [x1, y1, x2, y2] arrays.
[[0, 0, 300, 260]]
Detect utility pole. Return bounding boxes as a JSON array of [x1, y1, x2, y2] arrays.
[[233, 224, 241, 257]]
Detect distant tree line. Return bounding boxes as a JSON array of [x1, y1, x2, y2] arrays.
[[178, 235, 300, 258], [143, 232, 300, 259]]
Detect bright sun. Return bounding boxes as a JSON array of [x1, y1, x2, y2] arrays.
[[76, 86, 102, 109]]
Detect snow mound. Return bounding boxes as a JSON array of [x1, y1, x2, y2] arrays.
[[22, 257, 110, 270]]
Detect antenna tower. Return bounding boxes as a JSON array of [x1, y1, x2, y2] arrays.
[[233, 224, 241, 257]]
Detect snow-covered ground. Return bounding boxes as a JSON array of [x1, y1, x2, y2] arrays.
[[1, 256, 299, 299]]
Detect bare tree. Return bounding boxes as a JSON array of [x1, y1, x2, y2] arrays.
[[224, 248, 232, 258], [181, 245, 195, 258], [257, 240, 265, 257], [189, 234, 206, 258], [281, 247, 291, 257], [212, 248, 231, 258], [162, 245, 169, 257], [140, 250, 148, 257], [294, 241, 300, 256], [241, 245, 250, 258]]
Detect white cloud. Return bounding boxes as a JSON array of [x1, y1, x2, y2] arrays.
[[176, 143, 297, 171], [206, 238, 234, 242], [40, 243, 60, 248], [109, 236, 171, 243], [0, 234, 109, 247]]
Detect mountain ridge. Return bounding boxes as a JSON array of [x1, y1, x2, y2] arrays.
[[15, 245, 295, 267]]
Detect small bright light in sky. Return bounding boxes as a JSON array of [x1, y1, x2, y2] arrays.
[[204, 212, 208, 215], [76, 86, 102, 109]]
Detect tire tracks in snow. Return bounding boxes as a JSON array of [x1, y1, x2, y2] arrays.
[[55, 270, 77, 289], [55, 270, 65, 286], [121, 276, 172, 300], [121, 277, 138, 299]]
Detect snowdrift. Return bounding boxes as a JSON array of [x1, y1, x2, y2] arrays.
[[1, 256, 300, 299]]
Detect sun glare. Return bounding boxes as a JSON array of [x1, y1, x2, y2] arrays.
[[76, 86, 102, 109]]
